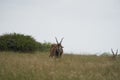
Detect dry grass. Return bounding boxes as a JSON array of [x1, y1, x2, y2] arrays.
[[0, 52, 120, 80]]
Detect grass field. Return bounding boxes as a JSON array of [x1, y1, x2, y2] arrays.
[[0, 52, 120, 80]]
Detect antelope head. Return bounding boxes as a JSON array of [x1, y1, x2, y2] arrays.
[[55, 37, 64, 48], [111, 48, 118, 59], [55, 37, 64, 57]]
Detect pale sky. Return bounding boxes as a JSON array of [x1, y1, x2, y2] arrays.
[[0, 0, 120, 54]]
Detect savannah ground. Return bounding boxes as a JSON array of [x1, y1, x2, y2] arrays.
[[0, 52, 120, 80]]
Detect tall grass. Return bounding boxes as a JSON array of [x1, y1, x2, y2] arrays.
[[0, 52, 120, 80]]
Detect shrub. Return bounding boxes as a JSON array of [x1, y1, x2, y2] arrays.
[[37, 42, 51, 52], [0, 33, 52, 53], [100, 52, 111, 56], [0, 33, 38, 52]]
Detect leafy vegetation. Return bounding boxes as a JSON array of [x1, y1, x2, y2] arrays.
[[101, 52, 111, 56], [0, 33, 51, 52], [37, 42, 51, 52], [0, 52, 120, 80]]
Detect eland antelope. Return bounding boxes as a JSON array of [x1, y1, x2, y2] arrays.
[[49, 37, 64, 58], [111, 49, 118, 59]]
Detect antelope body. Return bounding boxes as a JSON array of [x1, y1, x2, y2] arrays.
[[49, 37, 64, 58]]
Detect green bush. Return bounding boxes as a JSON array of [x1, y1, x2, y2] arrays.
[[100, 52, 111, 56], [37, 42, 51, 52], [0, 33, 51, 52], [0, 33, 38, 52]]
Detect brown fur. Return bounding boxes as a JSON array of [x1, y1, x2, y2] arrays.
[[49, 43, 63, 58], [49, 37, 64, 58]]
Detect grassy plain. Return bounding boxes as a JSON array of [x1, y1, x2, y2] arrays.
[[0, 52, 120, 80]]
